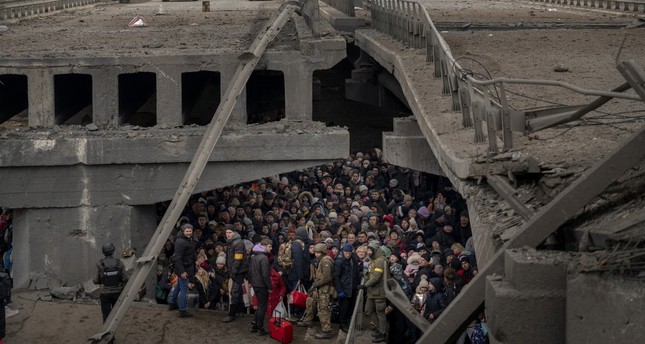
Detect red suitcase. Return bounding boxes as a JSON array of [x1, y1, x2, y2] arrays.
[[269, 311, 293, 344]]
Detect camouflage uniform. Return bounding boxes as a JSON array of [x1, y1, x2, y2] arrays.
[[301, 253, 335, 333], [363, 244, 387, 337]]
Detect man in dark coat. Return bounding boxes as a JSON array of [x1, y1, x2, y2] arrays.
[[423, 277, 447, 323], [223, 227, 249, 323], [249, 239, 273, 336], [168, 224, 196, 318], [333, 243, 360, 333]]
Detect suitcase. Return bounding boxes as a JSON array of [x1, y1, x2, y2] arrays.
[[269, 310, 293, 344]]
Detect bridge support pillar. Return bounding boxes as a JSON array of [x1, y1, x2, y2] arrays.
[[92, 68, 119, 128], [12, 205, 158, 294], [221, 65, 247, 124], [27, 69, 55, 128], [283, 63, 313, 120], [486, 248, 567, 344], [156, 69, 183, 127]]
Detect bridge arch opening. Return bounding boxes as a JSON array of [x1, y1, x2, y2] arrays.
[[181, 71, 221, 125], [246, 70, 285, 124], [54, 73, 93, 125], [118, 72, 157, 127], [0, 74, 28, 127]]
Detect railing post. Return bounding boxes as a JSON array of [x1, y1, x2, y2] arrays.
[[499, 83, 513, 150]]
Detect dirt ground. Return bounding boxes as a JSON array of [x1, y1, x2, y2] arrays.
[[5, 289, 316, 344]]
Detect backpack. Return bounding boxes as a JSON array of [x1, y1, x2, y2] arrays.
[[101, 259, 121, 288], [470, 323, 487, 344], [277, 241, 295, 270], [0, 272, 11, 304]]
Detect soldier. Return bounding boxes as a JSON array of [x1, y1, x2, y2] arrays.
[[93, 242, 128, 322], [223, 227, 249, 323], [297, 243, 336, 339], [357, 242, 387, 343]]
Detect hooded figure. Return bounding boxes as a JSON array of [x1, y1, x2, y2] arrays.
[[423, 277, 447, 323]]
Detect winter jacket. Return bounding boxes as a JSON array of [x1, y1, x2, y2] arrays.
[[311, 254, 335, 295], [423, 287, 447, 322], [93, 256, 128, 294], [249, 244, 272, 289], [226, 232, 249, 275], [363, 248, 386, 299], [267, 266, 287, 317], [173, 231, 197, 278], [287, 231, 309, 283], [333, 253, 360, 298]]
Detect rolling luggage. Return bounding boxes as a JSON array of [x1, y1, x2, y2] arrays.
[[269, 310, 293, 344]]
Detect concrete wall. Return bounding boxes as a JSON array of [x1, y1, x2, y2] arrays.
[[567, 273, 645, 343], [13, 205, 157, 289]]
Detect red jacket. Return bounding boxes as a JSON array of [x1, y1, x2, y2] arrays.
[[267, 267, 287, 317]]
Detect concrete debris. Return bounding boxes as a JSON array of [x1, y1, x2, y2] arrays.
[[85, 123, 98, 131], [50, 285, 81, 300], [553, 64, 570, 72], [83, 279, 100, 298], [39, 293, 53, 302]]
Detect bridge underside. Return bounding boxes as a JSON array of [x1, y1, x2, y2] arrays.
[[4, 123, 349, 289]]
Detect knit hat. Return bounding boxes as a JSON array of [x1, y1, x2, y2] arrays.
[[342, 243, 353, 252], [418, 276, 429, 289], [216, 253, 226, 265], [407, 253, 421, 265]]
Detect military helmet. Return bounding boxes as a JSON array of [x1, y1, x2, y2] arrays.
[[102, 242, 115, 256], [314, 243, 327, 253]]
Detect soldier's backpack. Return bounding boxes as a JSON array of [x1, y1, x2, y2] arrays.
[[277, 241, 294, 270], [101, 259, 121, 288]]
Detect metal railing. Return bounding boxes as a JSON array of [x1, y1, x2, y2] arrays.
[[344, 287, 364, 344], [531, 0, 645, 13], [368, 0, 644, 152], [0, 0, 98, 20], [322, 0, 355, 17]]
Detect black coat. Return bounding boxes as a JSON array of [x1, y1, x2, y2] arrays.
[[173, 232, 197, 278], [333, 253, 360, 297], [249, 250, 272, 289]]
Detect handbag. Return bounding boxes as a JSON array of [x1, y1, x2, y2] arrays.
[[288, 282, 308, 308]]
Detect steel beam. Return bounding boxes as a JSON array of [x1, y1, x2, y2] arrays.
[[88, 4, 299, 343], [418, 125, 645, 344]]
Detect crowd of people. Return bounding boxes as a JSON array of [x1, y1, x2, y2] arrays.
[[154, 149, 488, 343]]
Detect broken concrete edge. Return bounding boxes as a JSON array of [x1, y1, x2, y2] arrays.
[[318, 1, 368, 33], [0, 121, 350, 167]]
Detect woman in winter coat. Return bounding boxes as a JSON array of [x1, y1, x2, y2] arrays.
[[266, 261, 287, 318]]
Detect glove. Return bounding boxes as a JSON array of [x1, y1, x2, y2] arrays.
[[338, 291, 346, 299], [357, 285, 367, 290], [308, 287, 317, 294]]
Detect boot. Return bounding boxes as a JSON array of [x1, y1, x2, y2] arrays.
[[340, 324, 349, 333], [257, 328, 269, 336], [250, 321, 259, 332], [372, 333, 386, 343], [314, 331, 333, 339], [371, 332, 382, 337], [178, 310, 193, 318], [168, 303, 178, 311], [296, 321, 312, 328], [222, 315, 236, 323]]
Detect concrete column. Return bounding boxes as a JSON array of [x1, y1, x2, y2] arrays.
[[156, 69, 183, 127], [92, 69, 119, 128], [220, 65, 247, 124], [12, 205, 157, 291], [486, 248, 568, 344], [283, 63, 312, 121], [27, 69, 55, 128]]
